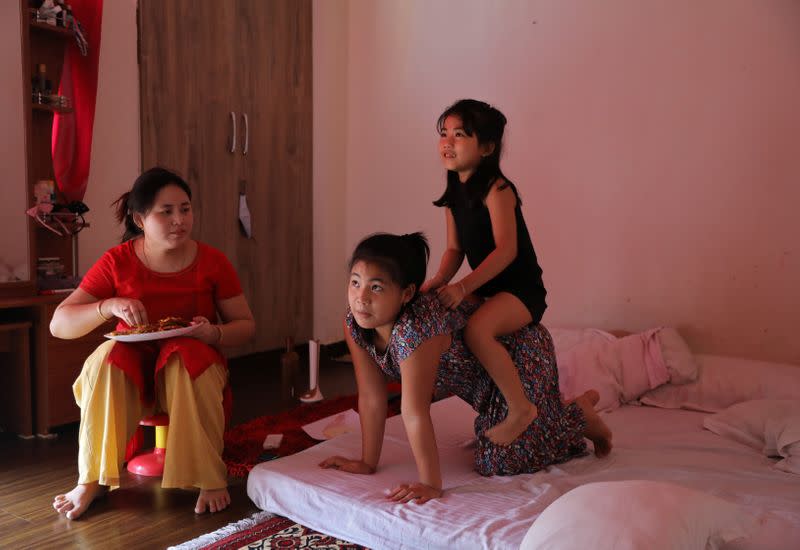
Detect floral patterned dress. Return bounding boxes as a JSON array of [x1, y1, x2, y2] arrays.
[[346, 293, 588, 476]]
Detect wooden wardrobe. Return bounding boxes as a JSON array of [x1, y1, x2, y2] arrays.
[[138, 0, 313, 355]]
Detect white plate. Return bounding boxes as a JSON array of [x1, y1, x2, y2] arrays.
[[104, 324, 198, 342]]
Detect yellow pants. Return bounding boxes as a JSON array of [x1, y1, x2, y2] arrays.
[[73, 340, 228, 491]]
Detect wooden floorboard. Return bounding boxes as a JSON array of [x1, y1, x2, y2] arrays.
[[0, 346, 357, 549]]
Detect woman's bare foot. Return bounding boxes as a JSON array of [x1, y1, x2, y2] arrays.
[[575, 392, 613, 457], [485, 402, 538, 446], [195, 487, 231, 514], [53, 482, 107, 520]]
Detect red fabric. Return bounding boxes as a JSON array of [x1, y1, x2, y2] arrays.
[[81, 240, 242, 461], [112, 338, 233, 462], [223, 393, 402, 478], [80, 241, 243, 332], [52, 0, 103, 202], [108, 337, 228, 406]]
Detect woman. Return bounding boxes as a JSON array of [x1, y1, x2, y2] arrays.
[[51, 167, 255, 519], [320, 232, 611, 503]]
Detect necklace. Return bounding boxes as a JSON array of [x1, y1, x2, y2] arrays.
[[141, 238, 190, 273]]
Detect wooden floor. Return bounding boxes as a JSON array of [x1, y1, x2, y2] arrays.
[[0, 346, 357, 550]]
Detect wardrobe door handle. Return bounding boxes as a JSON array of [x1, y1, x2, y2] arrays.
[[242, 113, 249, 155], [229, 112, 237, 153]]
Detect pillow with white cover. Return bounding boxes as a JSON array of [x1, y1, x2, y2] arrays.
[[641, 354, 800, 413], [549, 327, 695, 411], [551, 328, 623, 412], [519, 480, 755, 550], [703, 399, 800, 475], [655, 326, 699, 384]]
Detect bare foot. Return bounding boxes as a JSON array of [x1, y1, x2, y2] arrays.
[[575, 393, 613, 457], [195, 487, 231, 514], [53, 482, 107, 520], [561, 389, 599, 407], [485, 403, 538, 446], [579, 389, 600, 407]]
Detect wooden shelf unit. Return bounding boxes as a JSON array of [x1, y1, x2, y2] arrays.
[[0, 2, 101, 435], [0, 295, 109, 435], [32, 102, 73, 114], [29, 18, 75, 38]]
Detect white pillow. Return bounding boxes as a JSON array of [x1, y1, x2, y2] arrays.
[[548, 327, 613, 355], [655, 327, 699, 384], [703, 399, 800, 475], [520, 480, 755, 550], [615, 329, 670, 402], [550, 327, 676, 410], [552, 328, 622, 412], [641, 354, 800, 413]]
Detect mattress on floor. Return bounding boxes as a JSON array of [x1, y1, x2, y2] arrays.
[[247, 397, 800, 550]]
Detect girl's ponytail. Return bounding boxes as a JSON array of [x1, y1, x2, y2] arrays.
[[111, 191, 142, 242], [400, 232, 430, 292]]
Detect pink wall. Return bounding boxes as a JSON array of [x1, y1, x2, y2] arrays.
[[0, 1, 30, 281], [79, 0, 140, 274], [19, 0, 797, 361], [340, 0, 800, 364], [313, 0, 350, 342]]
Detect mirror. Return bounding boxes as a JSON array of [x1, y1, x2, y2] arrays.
[[0, 1, 31, 284]]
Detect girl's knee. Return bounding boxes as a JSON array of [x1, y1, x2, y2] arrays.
[[464, 316, 496, 348]]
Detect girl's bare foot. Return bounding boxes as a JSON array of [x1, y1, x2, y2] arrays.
[[485, 402, 538, 446], [581, 389, 600, 407], [53, 482, 107, 520], [195, 487, 231, 514], [575, 392, 613, 457]]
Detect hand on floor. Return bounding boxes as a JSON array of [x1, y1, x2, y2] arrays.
[[386, 482, 442, 504], [318, 456, 375, 474]]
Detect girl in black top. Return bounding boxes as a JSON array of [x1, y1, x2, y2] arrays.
[[421, 99, 547, 446]]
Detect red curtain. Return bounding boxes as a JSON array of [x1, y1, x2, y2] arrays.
[[52, 0, 103, 203]]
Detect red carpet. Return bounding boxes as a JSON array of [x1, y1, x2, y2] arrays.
[[223, 392, 401, 478]]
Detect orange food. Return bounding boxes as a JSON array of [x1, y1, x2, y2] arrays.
[[109, 316, 191, 336]]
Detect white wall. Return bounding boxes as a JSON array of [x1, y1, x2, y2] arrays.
[[340, 0, 800, 364], [0, 1, 30, 281], [79, 0, 140, 272], [313, 0, 350, 343], [59, 0, 800, 363]]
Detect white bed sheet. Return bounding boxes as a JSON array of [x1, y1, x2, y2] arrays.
[[247, 398, 800, 550]]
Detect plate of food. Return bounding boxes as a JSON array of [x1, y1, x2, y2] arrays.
[[105, 316, 198, 342]]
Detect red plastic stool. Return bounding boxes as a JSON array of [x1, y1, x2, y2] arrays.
[[127, 413, 169, 477]]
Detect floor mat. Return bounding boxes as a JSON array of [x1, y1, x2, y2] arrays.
[[169, 511, 368, 549], [223, 394, 401, 478]]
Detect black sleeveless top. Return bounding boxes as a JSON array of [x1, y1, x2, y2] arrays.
[[442, 170, 548, 324]]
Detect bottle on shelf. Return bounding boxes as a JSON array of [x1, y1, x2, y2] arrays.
[[32, 63, 47, 103]]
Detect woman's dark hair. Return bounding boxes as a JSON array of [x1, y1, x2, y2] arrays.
[[433, 99, 516, 208], [112, 167, 192, 242], [348, 232, 430, 298]]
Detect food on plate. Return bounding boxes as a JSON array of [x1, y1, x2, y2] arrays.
[[108, 316, 191, 336]]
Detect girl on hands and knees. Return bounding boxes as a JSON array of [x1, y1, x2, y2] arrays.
[[320, 232, 611, 504], [50, 168, 255, 519]]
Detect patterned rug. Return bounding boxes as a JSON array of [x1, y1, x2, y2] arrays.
[[170, 511, 368, 549]]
